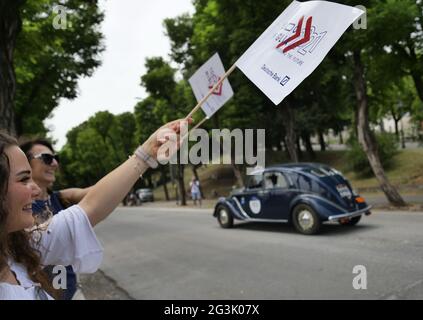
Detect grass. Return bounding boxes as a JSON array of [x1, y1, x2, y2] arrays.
[[343, 148, 423, 191], [152, 148, 423, 201]]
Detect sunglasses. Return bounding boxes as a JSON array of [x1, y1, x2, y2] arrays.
[[31, 153, 60, 165]]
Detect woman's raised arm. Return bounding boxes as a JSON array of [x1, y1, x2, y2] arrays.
[[79, 118, 190, 226]]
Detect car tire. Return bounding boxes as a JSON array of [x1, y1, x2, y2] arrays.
[[339, 215, 361, 226], [292, 204, 321, 235], [216, 205, 234, 229]]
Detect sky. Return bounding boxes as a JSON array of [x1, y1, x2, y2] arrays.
[[45, 0, 194, 149]]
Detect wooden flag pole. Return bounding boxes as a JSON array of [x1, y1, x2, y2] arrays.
[[186, 63, 237, 119], [191, 116, 209, 131], [180, 116, 209, 143]]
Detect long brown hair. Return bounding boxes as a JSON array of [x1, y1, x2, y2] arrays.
[[0, 131, 58, 298]]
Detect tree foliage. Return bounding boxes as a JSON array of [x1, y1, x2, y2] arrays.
[[13, 0, 104, 135], [57, 111, 136, 188]]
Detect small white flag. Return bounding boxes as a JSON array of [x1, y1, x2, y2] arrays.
[[236, 0, 364, 105], [189, 53, 234, 117]]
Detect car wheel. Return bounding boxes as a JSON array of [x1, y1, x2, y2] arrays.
[[339, 215, 361, 226], [292, 204, 321, 235], [216, 205, 233, 228]]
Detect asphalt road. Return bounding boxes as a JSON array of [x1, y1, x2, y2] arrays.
[[91, 206, 423, 300]]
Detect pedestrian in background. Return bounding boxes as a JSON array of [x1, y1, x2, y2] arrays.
[[190, 176, 202, 206]]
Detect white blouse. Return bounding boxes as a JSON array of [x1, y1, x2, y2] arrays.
[[0, 205, 103, 300]]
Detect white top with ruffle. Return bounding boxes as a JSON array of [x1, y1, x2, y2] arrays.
[[0, 205, 103, 300]]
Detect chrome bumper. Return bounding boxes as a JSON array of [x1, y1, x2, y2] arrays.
[[328, 206, 372, 221]]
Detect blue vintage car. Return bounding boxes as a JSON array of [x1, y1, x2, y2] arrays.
[[213, 163, 372, 235]]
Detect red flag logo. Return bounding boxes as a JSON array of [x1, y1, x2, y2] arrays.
[[276, 16, 313, 53], [208, 77, 223, 96]]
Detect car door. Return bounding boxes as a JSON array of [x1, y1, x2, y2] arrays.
[[233, 173, 270, 219], [262, 171, 296, 220]]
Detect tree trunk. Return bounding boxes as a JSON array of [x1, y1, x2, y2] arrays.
[[400, 126, 406, 149], [191, 164, 205, 198], [411, 73, 423, 104], [161, 166, 169, 201], [213, 112, 219, 128], [280, 101, 298, 162], [301, 132, 315, 159], [177, 163, 186, 206], [338, 132, 344, 145], [379, 120, 385, 133], [393, 119, 399, 140], [230, 152, 245, 188], [390, 108, 400, 140], [281, 137, 291, 159], [353, 50, 406, 207], [318, 131, 326, 151], [0, 1, 25, 135], [395, 42, 423, 105], [277, 141, 282, 151], [296, 137, 303, 159], [146, 174, 153, 189]]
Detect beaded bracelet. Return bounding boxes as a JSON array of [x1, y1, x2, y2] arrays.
[[128, 155, 144, 178], [134, 146, 158, 169]]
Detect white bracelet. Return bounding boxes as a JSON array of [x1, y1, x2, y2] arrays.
[[129, 155, 144, 178], [134, 146, 158, 169]]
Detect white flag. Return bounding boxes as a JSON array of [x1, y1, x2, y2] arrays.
[[189, 53, 234, 117], [236, 0, 364, 105]]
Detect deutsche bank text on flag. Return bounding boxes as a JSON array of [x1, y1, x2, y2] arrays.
[[235, 0, 364, 105], [189, 53, 234, 118]]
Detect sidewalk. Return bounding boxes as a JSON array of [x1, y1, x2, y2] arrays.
[[364, 194, 423, 207], [79, 270, 133, 300]]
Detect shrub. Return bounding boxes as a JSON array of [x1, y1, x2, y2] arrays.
[[346, 132, 399, 177]]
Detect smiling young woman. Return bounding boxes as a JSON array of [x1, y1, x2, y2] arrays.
[[0, 117, 191, 299], [19, 138, 90, 299], [0, 133, 56, 298]]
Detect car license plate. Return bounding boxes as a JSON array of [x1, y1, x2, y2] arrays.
[[336, 184, 352, 198]]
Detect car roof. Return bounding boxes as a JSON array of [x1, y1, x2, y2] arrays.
[[250, 163, 334, 175], [270, 162, 332, 171]]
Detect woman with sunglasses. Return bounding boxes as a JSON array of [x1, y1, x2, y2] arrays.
[[0, 118, 190, 299], [20, 139, 92, 222], [19, 139, 92, 300]]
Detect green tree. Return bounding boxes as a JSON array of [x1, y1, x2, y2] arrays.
[[372, 77, 416, 143], [58, 111, 136, 189], [340, 0, 407, 206], [14, 0, 104, 136], [0, 0, 104, 135], [136, 57, 193, 204], [165, 0, 298, 171], [380, 0, 423, 104]]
